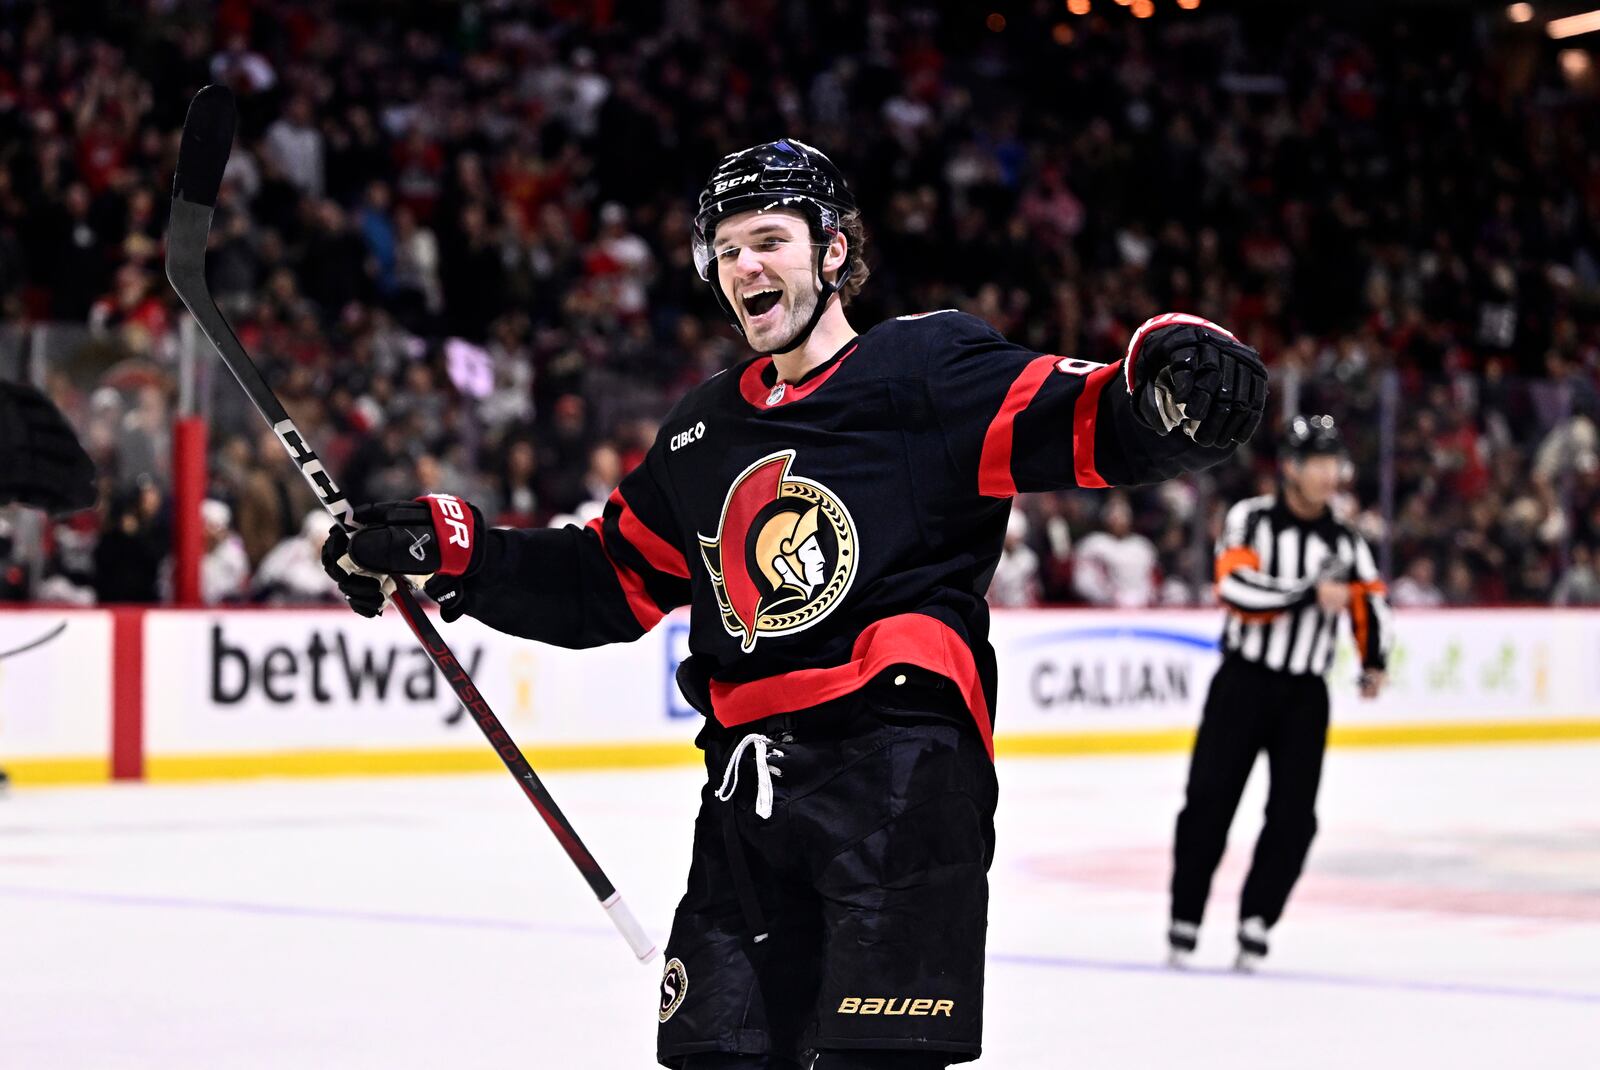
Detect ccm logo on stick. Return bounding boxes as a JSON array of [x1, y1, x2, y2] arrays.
[[670, 422, 706, 451], [273, 419, 346, 518]]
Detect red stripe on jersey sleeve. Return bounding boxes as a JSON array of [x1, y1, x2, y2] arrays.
[[585, 517, 665, 631], [1071, 361, 1122, 489], [977, 354, 1059, 498], [609, 488, 690, 579]]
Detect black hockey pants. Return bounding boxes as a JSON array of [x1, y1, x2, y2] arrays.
[[1170, 655, 1329, 929]]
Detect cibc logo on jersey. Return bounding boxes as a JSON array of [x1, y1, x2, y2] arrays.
[[698, 450, 858, 652]]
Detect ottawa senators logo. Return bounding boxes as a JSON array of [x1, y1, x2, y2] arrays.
[[659, 958, 688, 1023], [699, 450, 858, 652]]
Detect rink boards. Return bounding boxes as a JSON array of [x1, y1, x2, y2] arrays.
[[3, 606, 1599, 783]]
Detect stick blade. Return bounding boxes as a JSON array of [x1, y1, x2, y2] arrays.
[[173, 85, 237, 208]]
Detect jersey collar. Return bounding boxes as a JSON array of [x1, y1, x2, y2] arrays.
[[737, 337, 860, 409]]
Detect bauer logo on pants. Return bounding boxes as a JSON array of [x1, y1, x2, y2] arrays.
[[837, 996, 954, 1017], [698, 450, 858, 652], [659, 958, 689, 1022]]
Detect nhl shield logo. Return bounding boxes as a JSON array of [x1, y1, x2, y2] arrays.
[[698, 450, 858, 652]]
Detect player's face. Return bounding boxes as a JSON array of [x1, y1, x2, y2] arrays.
[[713, 209, 823, 353], [1287, 454, 1341, 507]]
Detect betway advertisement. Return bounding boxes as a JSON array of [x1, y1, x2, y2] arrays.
[[140, 609, 689, 758]]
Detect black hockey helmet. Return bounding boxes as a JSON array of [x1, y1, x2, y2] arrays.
[[692, 139, 857, 353], [1283, 414, 1344, 459]]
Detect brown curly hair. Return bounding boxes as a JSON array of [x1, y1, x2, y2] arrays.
[[836, 211, 870, 305]]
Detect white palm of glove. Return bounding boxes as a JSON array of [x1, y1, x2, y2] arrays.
[[1148, 368, 1204, 440], [336, 550, 433, 604]]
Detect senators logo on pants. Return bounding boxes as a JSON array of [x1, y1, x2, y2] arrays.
[[699, 450, 858, 652], [659, 958, 688, 1023]]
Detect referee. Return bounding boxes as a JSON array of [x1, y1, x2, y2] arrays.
[[1168, 415, 1394, 970]]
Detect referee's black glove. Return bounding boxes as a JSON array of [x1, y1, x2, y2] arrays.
[[319, 496, 485, 620], [1126, 314, 1268, 448]]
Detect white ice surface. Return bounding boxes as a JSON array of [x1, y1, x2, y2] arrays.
[[2, 744, 1595, 1068]]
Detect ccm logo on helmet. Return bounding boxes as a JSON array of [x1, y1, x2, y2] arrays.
[[670, 422, 707, 451], [712, 173, 761, 195]]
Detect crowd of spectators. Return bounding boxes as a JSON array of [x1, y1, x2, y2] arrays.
[[2, 0, 1599, 607]]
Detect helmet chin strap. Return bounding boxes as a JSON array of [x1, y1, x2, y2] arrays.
[[764, 243, 851, 359]]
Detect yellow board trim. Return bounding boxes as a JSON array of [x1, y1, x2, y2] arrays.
[[996, 728, 1197, 757], [995, 718, 1600, 758], [1, 756, 111, 786], [143, 740, 704, 782], [9, 719, 1600, 786], [1330, 718, 1600, 747]]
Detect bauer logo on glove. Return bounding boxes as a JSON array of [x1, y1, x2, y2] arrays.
[[319, 495, 485, 619]]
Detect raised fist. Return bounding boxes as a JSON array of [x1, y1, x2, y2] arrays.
[[1126, 314, 1269, 449]]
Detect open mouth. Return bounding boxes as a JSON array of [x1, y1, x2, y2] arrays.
[[743, 289, 782, 319]]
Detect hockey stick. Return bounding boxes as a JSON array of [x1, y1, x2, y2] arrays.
[[0, 620, 67, 661], [164, 85, 655, 961]]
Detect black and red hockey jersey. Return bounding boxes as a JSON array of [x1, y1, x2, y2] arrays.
[[455, 310, 1239, 756]]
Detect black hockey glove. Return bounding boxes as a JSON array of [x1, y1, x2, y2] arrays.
[[319, 495, 485, 620], [1125, 314, 1268, 448], [0, 381, 97, 514]]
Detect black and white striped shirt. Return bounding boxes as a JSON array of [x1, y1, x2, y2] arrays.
[[1215, 495, 1394, 677]]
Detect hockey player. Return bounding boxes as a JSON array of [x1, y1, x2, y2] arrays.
[[322, 140, 1269, 1068], [1168, 415, 1393, 972]]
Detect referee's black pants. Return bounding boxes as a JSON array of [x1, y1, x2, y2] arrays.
[[1170, 655, 1329, 929]]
